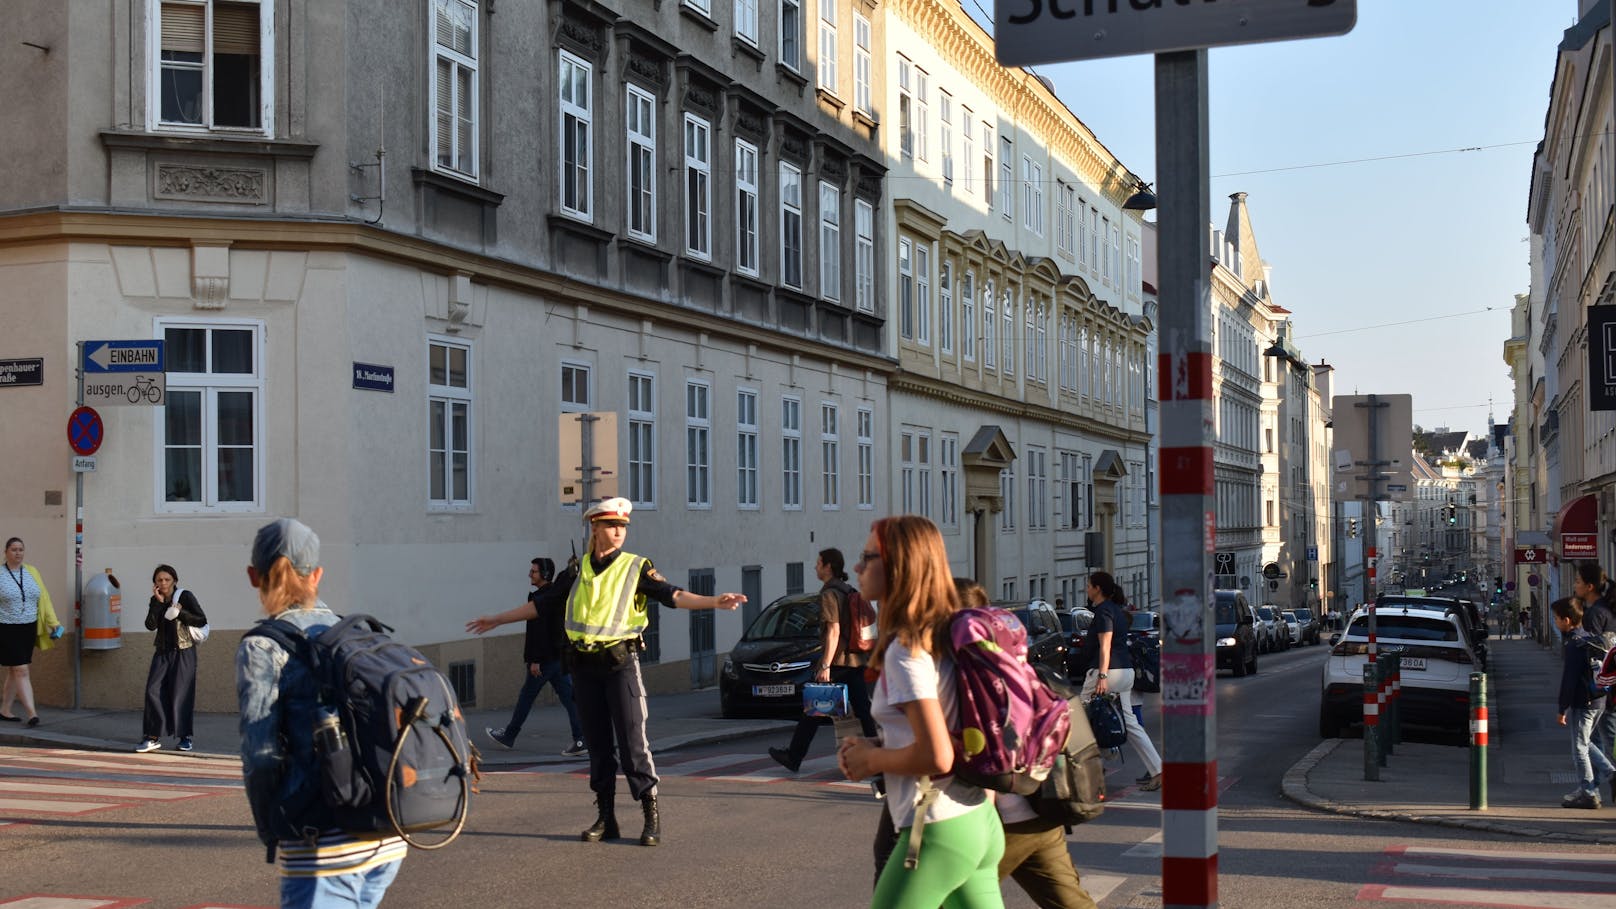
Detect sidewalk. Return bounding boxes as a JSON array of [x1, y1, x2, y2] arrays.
[[1282, 634, 1616, 845], [6, 636, 1616, 846], [0, 686, 793, 767]]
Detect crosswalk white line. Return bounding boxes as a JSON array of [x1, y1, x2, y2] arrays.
[[0, 780, 210, 800], [0, 898, 143, 909], [1359, 885, 1616, 908], [1388, 845, 1616, 866], [5, 755, 241, 777], [707, 754, 841, 783], [0, 797, 119, 814], [1386, 861, 1616, 886], [1122, 831, 1162, 858], [1080, 873, 1127, 904]]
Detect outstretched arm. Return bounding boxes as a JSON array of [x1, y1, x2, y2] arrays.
[[466, 601, 539, 635], [673, 591, 746, 611]]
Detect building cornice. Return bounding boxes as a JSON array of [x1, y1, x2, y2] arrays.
[[0, 209, 897, 375], [888, 371, 1150, 447]]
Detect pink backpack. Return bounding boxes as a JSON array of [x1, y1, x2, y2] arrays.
[[948, 606, 1071, 794]]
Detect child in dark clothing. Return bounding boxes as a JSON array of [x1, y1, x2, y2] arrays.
[[1552, 596, 1614, 809]]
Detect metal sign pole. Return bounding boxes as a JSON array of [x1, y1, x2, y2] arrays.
[[72, 342, 83, 710], [1357, 395, 1387, 657], [1153, 48, 1218, 909]]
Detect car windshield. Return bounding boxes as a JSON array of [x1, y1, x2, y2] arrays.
[[1294, 608, 1314, 622], [1129, 612, 1155, 632], [1214, 601, 1239, 624], [1257, 607, 1276, 621], [1282, 611, 1298, 622], [743, 598, 822, 640], [1345, 614, 1458, 642], [1060, 611, 1093, 633]]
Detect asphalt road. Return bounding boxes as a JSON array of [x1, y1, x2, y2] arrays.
[[4, 638, 1613, 908]]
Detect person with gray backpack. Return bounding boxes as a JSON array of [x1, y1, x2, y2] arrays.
[[237, 519, 411, 909]]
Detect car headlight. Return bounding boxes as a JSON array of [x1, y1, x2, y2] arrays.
[[1215, 637, 1237, 648], [722, 657, 735, 677]]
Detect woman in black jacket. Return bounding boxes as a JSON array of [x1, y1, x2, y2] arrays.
[[137, 564, 207, 753]]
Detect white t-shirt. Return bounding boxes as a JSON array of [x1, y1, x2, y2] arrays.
[[871, 638, 987, 829]]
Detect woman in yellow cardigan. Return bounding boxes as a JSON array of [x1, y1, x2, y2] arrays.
[[2, 537, 62, 726]]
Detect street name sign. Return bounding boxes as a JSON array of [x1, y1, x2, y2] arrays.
[[996, 0, 1357, 67], [0, 357, 44, 387], [83, 340, 165, 406]]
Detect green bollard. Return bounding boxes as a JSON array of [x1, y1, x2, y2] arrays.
[[1470, 672, 1487, 810]]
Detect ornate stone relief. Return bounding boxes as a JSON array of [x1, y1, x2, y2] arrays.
[[155, 165, 266, 204]]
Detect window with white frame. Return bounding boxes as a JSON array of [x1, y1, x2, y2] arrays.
[[940, 91, 953, 188], [735, 0, 757, 44], [628, 372, 656, 506], [916, 430, 931, 518], [939, 433, 958, 527], [1125, 234, 1140, 297], [561, 361, 591, 411], [1110, 224, 1122, 288], [1079, 327, 1091, 398], [982, 281, 996, 368], [736, 140, 760, 276], [686, 0, 710, 15], [898, 238, 914, 340], [781, 162, 804, 289], [780, 0, 801, 70], [558, 51, 592, 220], [1081, 452, 1094, 529], [1036, 304, 1048, 381], [782, 396, 802, 510], [1002, 578, 1017, 600], [853, 15, 872, 115], [961, 110, 975, 195], [153, 0, 272, 134], [939, 262, 953, 354], [685, 114, 711, 259], [1077, 195, 1089, 268], [817, 0, 837, 93], [1025, 301, 1035, 382], [423, 336, 473, 508], [819, 182, 841, 302], [898, 57, 914, 160], [916, 242, 931, 346], [737, 389, 759, 508], [1058, 450, 1079, 528], [1001, 290, 1014, 375], [158, 319, 263, 512], [999, 465, 1015, 531], [855, 199, 874, 312], [857, 406, 874, 509], [1022, 156, 1043, 233], [428, 0, 477, 174], [821, 403, 840, 509], [1056, 181, 1074, 254], [1026, 446, 1047, 531], [686, 381, 711, 508], [915, 67, 930, 162], [960, 270, 975, 361], [1089, 208, 1101, 274], [982, 122, 995, 209], [625, 85, 656, 242], [899, 430, 915, 513], [999, 135, 1013, 221]]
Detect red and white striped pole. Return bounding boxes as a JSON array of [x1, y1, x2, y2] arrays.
[[1152, 48, 1218, 909]]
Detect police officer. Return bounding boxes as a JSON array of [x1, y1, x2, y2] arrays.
[[467, 496, 744, 846]]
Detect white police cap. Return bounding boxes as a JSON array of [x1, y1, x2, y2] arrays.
[[585, 496, 633, 524]]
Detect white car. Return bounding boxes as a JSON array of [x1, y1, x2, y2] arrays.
[[1318, 603, 1480, 739]]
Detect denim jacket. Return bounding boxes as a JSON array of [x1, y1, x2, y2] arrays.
[[236, 602, 339, 848]]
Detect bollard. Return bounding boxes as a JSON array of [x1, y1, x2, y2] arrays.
[[1470, 671, 1488, 810], [1363, 663, 1380, 781], [1384, 645, 1401, 755]]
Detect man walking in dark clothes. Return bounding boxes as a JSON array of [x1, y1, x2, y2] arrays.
[[485, 557, 586, 756]]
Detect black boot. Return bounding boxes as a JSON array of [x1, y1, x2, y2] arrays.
[[638, 795, 661, 847], [581, 795, 619, 842]]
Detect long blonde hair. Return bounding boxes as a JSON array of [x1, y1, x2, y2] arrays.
[[869, 515, 960, 669]]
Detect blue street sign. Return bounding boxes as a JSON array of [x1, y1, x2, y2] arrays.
[[352, 362, 395, 392], [1306, 545, 1318, 562], [83, 340, 164, 373]]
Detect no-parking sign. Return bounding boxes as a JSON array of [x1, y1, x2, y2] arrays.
[[68, 405, 103, 456]]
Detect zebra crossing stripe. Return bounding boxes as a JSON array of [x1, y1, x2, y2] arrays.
[[6, 755, 241, 778], [0, 897, 151, 908], [1357, 884, 1616, 907], [1, 780, 210, 801], [1386, 845, 1616, 866], [705, 754, 841, 783], [1382, 861, 1616, 887], [0, 798, 120, 814]]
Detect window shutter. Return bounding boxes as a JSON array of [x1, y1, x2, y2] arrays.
[[160, 3, 205, 54], [213, 2, 261, 56]]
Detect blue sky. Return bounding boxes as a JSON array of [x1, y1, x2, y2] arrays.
[[976, 0, 1577, 436]]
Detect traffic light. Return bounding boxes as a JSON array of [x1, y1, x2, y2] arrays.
[[1494, 576, 1503, 595], [1309, 577, 1318, 590], [1347, 517, 1358, 538], [1448, 507, 1457, 526]]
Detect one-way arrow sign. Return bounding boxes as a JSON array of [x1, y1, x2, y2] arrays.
[[84, 340, 165, 373]]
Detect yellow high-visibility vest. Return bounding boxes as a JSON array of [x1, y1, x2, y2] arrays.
[[565, 551, 649, 645]]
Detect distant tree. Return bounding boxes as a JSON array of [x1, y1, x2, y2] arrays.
[[1412, 425, 1433, 457]]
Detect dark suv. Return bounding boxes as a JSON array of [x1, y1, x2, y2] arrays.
[[995, 599, 1071, 682], [1214, 590, 1259, 677]]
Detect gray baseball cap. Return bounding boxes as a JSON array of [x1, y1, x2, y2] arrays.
[[251, 518, 321, 577]]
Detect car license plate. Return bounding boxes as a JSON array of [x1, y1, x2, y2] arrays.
[[753, 684, 795, 697], [1400, 657, 1426, 671]]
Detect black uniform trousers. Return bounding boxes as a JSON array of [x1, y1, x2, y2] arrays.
[[142, 647, 197, 739], [572, 646, 659, 802]]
